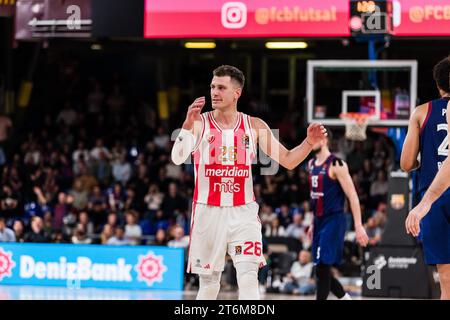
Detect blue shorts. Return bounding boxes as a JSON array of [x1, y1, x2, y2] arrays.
[[420, 191, 450, 265], [311, 212, 347, 266]]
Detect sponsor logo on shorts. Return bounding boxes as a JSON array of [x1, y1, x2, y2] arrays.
[[235, 246, 242, 255], [203, 264, 210, 269]]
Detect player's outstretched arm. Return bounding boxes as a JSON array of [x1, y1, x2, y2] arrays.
[[406, 100, 450, 237], [251, 117, 327, 170], [332, 160, 368, 247], [171, 97, 205, 165], [400, 103, 427, 172]]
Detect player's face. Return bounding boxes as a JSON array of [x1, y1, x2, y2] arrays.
[[210, 76, 241, 110]]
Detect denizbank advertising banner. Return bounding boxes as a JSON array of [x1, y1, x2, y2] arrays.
[[0, 243, 184, 290]]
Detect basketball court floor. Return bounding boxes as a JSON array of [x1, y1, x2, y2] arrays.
[[0, 280, 408, 300]]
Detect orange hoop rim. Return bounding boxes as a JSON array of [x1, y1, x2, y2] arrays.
[[339, 112, 373, 124]]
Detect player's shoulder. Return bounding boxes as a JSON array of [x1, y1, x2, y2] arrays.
[[249, 116, 269, 130], [411, 102, 430, 122], [330, 155, 347, 168]]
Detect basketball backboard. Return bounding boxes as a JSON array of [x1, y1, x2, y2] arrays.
[[306, 60, 418, 127]]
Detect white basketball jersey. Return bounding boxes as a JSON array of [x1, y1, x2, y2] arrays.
[[192, 111, 256, 207]]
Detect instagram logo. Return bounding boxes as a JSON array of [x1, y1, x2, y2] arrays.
[[221, 2, 247, 29]]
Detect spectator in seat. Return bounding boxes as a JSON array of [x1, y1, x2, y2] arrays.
[[71, 223, 92, 244], [107, 226, 130, 245], [151, 228, 168, 246], [13, 220, 25, 243], [100, 224, 114, 244], [25, 216, 49, 243], [0, 217, 16, 242], [281, 250, 315, 295], [285, 213, 306, 242], [167, 225, 189, 249], [124, 210, 142, 245], [264, 217, 286, 237], [365, 217, 382, 246]]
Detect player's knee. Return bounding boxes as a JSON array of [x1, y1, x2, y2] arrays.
[[235, 261, 259, 300], [197, 272, 221, 300]]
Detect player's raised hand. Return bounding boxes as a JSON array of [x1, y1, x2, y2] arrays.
[[405, 203, 430, 237], [355, 225, 369, 247], [184, 96, 205, 129], [306, 123, 327, 145]]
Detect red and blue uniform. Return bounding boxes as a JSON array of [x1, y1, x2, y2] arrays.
[[417, 97, 450, 265], [308, 154, 347, 265]]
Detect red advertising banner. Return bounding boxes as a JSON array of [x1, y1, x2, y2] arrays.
[[144, 0, 350, 38], [392, 0, 450, 36]]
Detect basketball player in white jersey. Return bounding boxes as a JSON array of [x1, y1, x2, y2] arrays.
[[171, 65, 326, 300]]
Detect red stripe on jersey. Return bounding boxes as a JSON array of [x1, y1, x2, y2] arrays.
[[207, 114, 222, 206], [420, 102, 433, 135], [233, 116, 247, 206], [316, 172, 324, 217]]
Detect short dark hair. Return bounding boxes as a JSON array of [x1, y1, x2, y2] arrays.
[[433, 56, 450, 93], [213, 65, 245, 88]]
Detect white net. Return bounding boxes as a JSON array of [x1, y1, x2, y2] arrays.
[[342, 115, 370, 141]]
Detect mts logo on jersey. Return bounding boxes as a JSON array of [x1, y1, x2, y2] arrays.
[[213, 180, 241, 193]]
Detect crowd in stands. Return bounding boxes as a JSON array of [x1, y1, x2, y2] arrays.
[[0, 56, 394, 294]]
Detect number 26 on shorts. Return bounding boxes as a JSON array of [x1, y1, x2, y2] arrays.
[[243, 241, 262, 256]]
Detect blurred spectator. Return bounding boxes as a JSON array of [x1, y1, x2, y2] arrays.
[[62, 211, 78, 238], [100, 224, 114, 244], [87, 185, 108, 227], [280, 250, 315, 295], [107, 183, 125, 213], [264, 217, 286, 237], [365, 217, 382, 246], [78, 211, 95, 236], [144, 184, 164, 214], [91, 150, 112, 187], [105, 211, 119, 230], [24, 216, 49, 243], [53, 192, 70, 230], [0, 184, 19, 219], [42, 211, 54, 239], [72, 141, 90, 163], [86, 80, 104, 117], [56, 101, 78, 127], [107, 226, 130, 245], [277, 204, 292, 228], [68, 179, 89, 211], [13, 220, 25, 243], [124, 210, 142, 245], [112, 153, 131, 185], [167, 225, 189, 249], [0, 217, 16, 242], [370, 170, 389, 208], [285, 213, 306, 242], [90, 138, 111, 161], [151, 229, 168, 246], [71, 224, 92, 244], [161, 182, 187, 218], [153, 126, 170, 150]]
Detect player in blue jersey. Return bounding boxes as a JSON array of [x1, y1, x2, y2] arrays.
[[308, 130, 369, 300], [401, 56, 450, 300]]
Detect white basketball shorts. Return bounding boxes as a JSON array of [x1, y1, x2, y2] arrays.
[[187, 201, 267, 275]]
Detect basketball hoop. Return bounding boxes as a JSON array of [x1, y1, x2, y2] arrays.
[[340, 112, 372, 141]]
